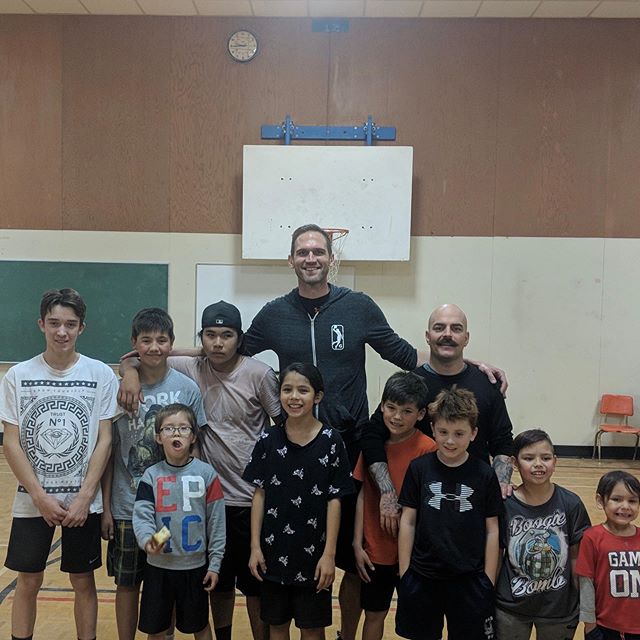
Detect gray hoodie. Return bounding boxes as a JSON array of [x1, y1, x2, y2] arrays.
[[243, 285, 417, 447]]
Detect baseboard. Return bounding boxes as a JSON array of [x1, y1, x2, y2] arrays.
[[555, 444, 638, 460]]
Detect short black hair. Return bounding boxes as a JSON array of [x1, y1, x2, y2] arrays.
[[279, 362, 324, 396], [155, 403, 197, 434], [513, 429, 554, 457], [381, 371, 429, 410], [596, 470, 640, 502], [428, 386, 478, 429], [131, 307, 175, 342], [290, 224, 332, 257], [40, 288, 86, 324]]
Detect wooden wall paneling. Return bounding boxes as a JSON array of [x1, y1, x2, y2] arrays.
[[62, 16, 172, 232], [328, 19, 501, 237], [169, 18, 330, 234], [603, 21, 640, 238], [0, 16, 62, 229], [494, 20, 609, 237]]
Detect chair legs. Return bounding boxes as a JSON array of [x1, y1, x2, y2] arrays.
[[592, 430, 640, 460], [592, 430, 603, 460]]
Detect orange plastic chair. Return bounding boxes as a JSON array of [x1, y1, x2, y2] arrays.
[[592, 394, 640, 460]]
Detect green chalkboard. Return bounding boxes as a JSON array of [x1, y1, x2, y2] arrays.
[[0, 261, 168, 364]]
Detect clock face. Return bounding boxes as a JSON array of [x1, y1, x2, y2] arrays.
[[227, 30, 258, 63]]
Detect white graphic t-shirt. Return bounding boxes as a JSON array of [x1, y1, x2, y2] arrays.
[[0, 354, 119, 517]]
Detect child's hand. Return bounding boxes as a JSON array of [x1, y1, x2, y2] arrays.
[[203, 571, 218, 592], [248, 547, 266, 581], [100, 511, 114, 541], [144, 537, 166, 555], [354, 546, 374, 583], [62, 494, 91, 528], [314, 554, 335, 592]]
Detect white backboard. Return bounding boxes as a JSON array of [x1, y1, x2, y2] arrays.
[[242, 145, 413, 261]]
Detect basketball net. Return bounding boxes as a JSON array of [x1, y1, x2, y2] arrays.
[[324, 228, 349, 283]]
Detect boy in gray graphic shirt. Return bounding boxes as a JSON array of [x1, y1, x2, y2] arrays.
[[102, 308, 206, 640]]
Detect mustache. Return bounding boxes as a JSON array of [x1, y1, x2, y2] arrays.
[[436, 338, 458, 346]]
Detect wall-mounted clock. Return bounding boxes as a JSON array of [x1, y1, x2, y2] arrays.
[[227, 30, 258, 63]]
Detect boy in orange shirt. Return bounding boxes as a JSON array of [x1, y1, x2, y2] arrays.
[[352, 372, 437, 640]]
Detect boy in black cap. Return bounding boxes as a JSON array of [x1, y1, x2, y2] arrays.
[[119, 301, 281, 640]]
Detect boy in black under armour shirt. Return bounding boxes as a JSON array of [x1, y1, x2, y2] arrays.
[[396, 387, 503, 640]]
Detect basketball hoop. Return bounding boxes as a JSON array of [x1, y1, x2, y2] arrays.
[[323, 228, 349, 283]]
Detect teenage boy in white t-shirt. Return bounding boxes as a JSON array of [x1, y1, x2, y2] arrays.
[[0, 288, 119, 640]]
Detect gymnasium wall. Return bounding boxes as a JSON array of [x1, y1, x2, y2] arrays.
[[2, 16, 640, 449], [1, 230, 637, 450]]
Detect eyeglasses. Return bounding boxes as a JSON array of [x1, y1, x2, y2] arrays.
[[159, 426, 193, 436]]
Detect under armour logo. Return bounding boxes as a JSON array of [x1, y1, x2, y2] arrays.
[[331, 325, 344, 350], [427, 481, 474, 512]]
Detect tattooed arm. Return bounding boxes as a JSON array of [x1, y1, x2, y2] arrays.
[[369, 462, 401, 537], [493, 454, 513, 499]]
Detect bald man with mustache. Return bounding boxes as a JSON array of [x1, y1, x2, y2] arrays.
[[360, 304, 514, 536]]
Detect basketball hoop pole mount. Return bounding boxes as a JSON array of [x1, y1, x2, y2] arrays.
[[261, 115, 396, 146]]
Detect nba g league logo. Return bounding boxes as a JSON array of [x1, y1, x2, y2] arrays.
[[331, 325, 344, 350]]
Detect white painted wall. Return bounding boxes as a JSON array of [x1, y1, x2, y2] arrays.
[[1, 230, 637, 449]]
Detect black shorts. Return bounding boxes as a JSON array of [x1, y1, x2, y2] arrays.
[[214, 505, 261, 597], [260, 579, 332, 629], [107, 519, 147, 587], [360, 563, 398, 612], [396, 568, 495, 640], [587, 627, 640, 640], [138, 563, 210, 635], [4, 514, 102, 574], [335, 491, 358, 573]]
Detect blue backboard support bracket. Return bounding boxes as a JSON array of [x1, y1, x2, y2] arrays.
[[261, 115, 396, 145]]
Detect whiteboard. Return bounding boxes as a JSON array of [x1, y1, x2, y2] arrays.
[[195, 263, 355, 371], [242, 145, 413, 261]]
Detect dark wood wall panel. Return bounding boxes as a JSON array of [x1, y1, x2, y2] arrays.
[[494, 20, 609, 237], [62, 17, 172, 231], [329, 19, 501, 237], [0, 16, 62, 229], [2, 16, 640, 237], [169, 18, 329, 233], [604, 21, 640, 238]]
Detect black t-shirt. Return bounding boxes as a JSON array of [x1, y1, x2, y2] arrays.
[[297, 291, 330, 318], [361, 363, 513, 466], [399, 452, 503, 579], [242, 423, 355, 585]]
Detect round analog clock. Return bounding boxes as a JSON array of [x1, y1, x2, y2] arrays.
[[227, 30, 258, 63]]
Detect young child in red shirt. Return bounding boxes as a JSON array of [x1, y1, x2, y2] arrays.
[[576, 470, 640, 640]]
